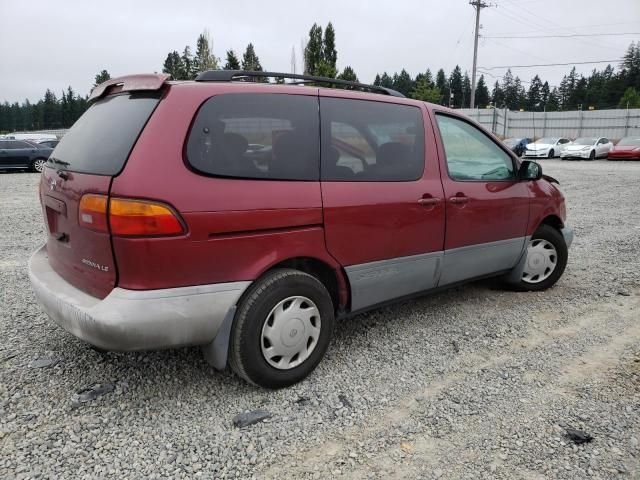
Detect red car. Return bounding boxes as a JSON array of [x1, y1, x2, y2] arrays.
[[608, 137, 640, 160], [29, 72, 573, 388]]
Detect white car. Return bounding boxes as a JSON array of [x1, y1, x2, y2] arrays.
[[561, 137, 613, 160], [523, 137, 571, 159]]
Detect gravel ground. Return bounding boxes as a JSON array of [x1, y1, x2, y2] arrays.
[[1, 160, 639, 479]]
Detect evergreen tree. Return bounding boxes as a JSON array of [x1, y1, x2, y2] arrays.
[[304, 23, 323, 75], [541, 81, 550, 109], [527, 75, 543, 111], [42, 89, 60, 128], [448, 66, 463, 108], [242, 43, 266, 81], [380, 72, 393, 88], [546, 87, 560, 111], [393, 69, 414, 97], [618, 87, 640, 108], [410, 76, 441, 103], [492, 80, 504, 107], [337, 66, 358, 82], [194, 30, 219, 73], [179, 46, 195, 80], [162, 51, 183, 80], [373, 74, 382, 86], [474, 75, 490, 108], [322, 22, 337, 71], [94, 70, 111, 87], [224, 50, 241, 70], [435, 69, 447, 104], [462, 72, 471, 108]]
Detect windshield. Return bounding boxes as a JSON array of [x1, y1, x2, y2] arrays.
[[573, 137, 596, 145], [534, 137, 555, 144], [50, 92, 160, 175], [617, 137, 640, 147]]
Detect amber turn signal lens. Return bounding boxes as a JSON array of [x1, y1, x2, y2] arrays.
[[109, 198, 184, 236], [79, 194, 108, 232]]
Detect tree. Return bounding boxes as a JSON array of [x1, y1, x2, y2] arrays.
[[337, 66, 358, 82], [380, 72, 393, 88], [304, 23, 323, 75], [373, 74, 382, 86], [618, 87, 640, 108], [435, 69, 447, 104], [474, 75, 490, 108], [179, 46, 195, 80], [193, 30, 219, 73], [94, 70, 111, 87], [410, 76, 441, 103], [393, 69, 414, 97], [162, 51, 183, 80], [224, 50, 241, 70], [462, 72, 471, 108], [492, 80, 504, 107], [323, 22, 337, 70], [42, 89, 60, 129], [546, 87, 560, 111], [242, 43, 266, 81], [448, 66, 463, 108], [527, 75, 543, 111]]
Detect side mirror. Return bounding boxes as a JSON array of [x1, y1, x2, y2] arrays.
[[519, 160, 542, 181]]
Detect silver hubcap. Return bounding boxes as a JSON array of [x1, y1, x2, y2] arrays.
[[522, 239, 557, 284], [34, 160, 46, 172], [261, 296, 321, 370]]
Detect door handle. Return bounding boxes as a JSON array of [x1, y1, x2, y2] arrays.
[[418, 197, 441, 207], [448, 195, 469, 205]]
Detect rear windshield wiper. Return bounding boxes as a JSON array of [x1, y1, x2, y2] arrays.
[[48, 157, 70, 167]]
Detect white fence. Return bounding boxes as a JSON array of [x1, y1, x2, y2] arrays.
[[6, 129, 69, 138], [460, 108, 640, 140]]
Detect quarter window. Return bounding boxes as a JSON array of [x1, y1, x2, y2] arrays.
[[436, 114, 514, 181], [320, 97, 424, 181], [186, 94, 319, 180]]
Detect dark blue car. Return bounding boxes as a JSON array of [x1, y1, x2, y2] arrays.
[[0, 140, 53, 172], [503, 137, 530, 157]]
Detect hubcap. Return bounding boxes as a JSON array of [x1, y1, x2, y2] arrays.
[[522, 238, 557, 284], [260, 296, 321, 370], [34, 160, 46, 172]]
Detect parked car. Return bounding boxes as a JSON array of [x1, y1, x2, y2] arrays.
[[503, 137, 530, 156], [561, 137, 613, 160], [37, 139, 60, 149], [524, 137, 571, 159], [0, 139, 53, 172], [28, 72, 573, 388], [608, 137, 640, 160]]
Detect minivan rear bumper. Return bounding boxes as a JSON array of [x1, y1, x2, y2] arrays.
[[28, 245, 250, 351]]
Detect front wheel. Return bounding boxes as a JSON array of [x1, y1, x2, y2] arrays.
[[506, 225, 568, 292], [228, 269, 335, 388], [548, 149, 554, 158], [31, 158, 47, 173], [589, 150, 595, 160]]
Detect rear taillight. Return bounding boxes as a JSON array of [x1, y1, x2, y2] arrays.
[[79, 194, 184, 237]]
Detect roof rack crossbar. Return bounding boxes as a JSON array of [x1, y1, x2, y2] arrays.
[[194, 70, 405, 98]]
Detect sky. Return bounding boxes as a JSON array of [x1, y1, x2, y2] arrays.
[[1, 0, 639, 103]]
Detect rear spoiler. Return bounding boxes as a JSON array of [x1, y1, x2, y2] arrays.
[[89, 73, 170, 101]]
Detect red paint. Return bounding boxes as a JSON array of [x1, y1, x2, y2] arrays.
[[39, 80, 568, 310], [608, 146, 640, 160]]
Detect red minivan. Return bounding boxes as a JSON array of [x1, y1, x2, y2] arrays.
[[29, 71, 573, 388]]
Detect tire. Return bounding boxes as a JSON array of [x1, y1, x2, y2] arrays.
[[507, 224, 568, 292], [548, 149, 554, 159], [228, 269, 335, 388], [589, 150, 595, 161], [31, 158, 47, 173]]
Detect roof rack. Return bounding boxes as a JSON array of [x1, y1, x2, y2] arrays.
[[194, 70, 405, 98]]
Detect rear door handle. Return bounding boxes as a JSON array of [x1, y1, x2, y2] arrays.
[[418, 197, 441, 207], [448, 196, 469, 205]]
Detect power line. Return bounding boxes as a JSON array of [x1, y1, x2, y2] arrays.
[[480, 59, 620, 70], [484, 32, 640, 39]]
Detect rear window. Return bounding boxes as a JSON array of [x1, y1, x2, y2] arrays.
[[186, 94, 319, 181], [320, 97, 424, 182], [50, 93, 160, 175]]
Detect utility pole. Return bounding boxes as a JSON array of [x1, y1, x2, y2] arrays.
[[470, 0, 489, 109]]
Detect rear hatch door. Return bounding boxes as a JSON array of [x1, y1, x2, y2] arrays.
[[41, 92, 161, 299]]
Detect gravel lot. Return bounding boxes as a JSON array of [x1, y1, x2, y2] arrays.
[[1, 160, 639, 479]]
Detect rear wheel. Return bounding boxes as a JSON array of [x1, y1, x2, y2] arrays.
[[31, 158, 46, 173], [548, 149, 554, 158], [228, 269, 335, 388], [507, 224, 568, 292]]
